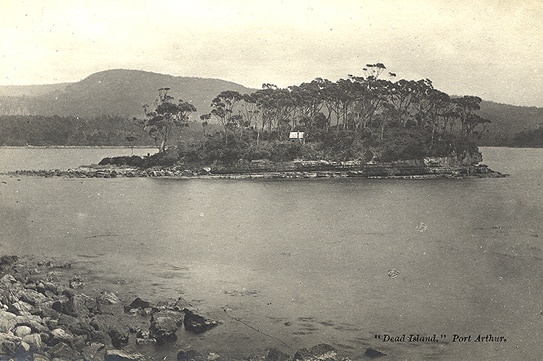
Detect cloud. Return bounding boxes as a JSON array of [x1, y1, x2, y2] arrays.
[[1, 0, 543, 106]]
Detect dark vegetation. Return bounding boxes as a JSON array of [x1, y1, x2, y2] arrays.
[[509, 127, 543, 147], [0, 64, 494, 165], [477, 101, 543, 146], [132, 63, 487, 166], [2, 68, 543, 150], [0, 115, 143, 146], [0, 115, 218, 148]]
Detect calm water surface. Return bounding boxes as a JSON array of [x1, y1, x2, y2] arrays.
[[1, 147, 542, 360], [0, 146, 156, 173]]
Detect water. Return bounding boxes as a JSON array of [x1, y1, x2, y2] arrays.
[[1, 147, 542, 360], [0, 146, 157, 173]]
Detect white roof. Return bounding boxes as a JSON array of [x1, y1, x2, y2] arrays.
[[289, 131, 304, 138]]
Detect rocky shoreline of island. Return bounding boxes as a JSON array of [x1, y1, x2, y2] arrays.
[[4, 156, 506, 180], [0, 255, 377, 361]]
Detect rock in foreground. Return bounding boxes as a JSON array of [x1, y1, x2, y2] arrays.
[[0, 256, 361, 360]]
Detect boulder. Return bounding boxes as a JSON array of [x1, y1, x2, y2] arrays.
[[39, 331, 51, 345], [97, 292, 122, 305], [364, 348, 386, 358], [0, 273, 17, 286], [129, 297, 151, 310], [18, 340, 31, 353], [69, 276, 84, 289], [32, 354, 50, 361], [71, 334, 88, 353], [48, 341, 81, 359], [149, 312, 179, 344], [9, 300, 34, 315], [81, 342, 107, 361], [43, 281, 60, 295], [90, 313, 129, 347], [23, 333, 43, 351], [14, 325, 32, 337], [52, 289, 89, 318], [183, 309, 219, 334], [266, 348, 291, 361], [38, 300, 61, 319], [0, 311, 17, 333], [15, 314, 49, 333], [108, 328, 129, 348], [61, 289, 90, 318], [176, 349, 204, 361], [57, 314, 94, 337], [18, 288, 47, 306], [97, 292, 124, 316], [293, 344, 338, 361], [24, 280, 38, 290], [84, 296, 100, 314], [105, 349, 145, 361], [153, 310, 184, 326], [50, 327, 74, 345], [0, 318, 15, 334]]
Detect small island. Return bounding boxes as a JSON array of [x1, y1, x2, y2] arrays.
[[102, 65, 504, 179], [12, 64, 505, 179]]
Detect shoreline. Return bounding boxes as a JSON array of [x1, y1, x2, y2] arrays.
[[0, 255, 360, 360], [0, 158, 508, 180], [0, 148, 508, 179], [4, 164, 507, 180]]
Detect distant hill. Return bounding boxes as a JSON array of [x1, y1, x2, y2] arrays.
[[0, 69, 255, 118], [477, 101, 543, 145]]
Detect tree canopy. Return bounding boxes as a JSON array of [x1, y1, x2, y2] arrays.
[[139, 88, 196, 153], [175, 64, 490, 165]]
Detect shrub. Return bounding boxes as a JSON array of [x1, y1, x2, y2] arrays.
[[98, 155, 145, 167], [270, 142, 303, 161]]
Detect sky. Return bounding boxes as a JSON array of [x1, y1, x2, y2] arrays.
[[1, 0, 542, 107]]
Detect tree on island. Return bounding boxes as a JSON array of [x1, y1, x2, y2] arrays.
[[176, 63, 491, 165], [139, 88, 196, 153], [207, 90, 243, 145]]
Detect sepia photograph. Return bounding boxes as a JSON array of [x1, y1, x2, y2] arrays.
[[1, 1, 542, 360]]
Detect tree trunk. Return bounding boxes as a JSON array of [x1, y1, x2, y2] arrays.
[[159, 138, 167, 153]]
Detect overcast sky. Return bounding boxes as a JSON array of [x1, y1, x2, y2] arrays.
[[1, 0, 542, 106]]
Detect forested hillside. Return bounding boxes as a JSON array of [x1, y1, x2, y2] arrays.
[[477, 101, 543, 146], [0, 115, 219, 148]]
